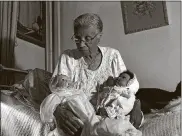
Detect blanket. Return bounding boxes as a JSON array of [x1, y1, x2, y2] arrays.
[[6, 68, 52, 112], [139, 97, 181, 136]]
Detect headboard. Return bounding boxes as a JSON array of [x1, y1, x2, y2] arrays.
[[0, 64, 28, 89]]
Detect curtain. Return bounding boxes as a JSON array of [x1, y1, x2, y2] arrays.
[[0, 1, 19, 85], [45, 2, 63, 73], [18, 2, 41, 28]]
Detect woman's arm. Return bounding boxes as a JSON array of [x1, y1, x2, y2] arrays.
[[52, 51, 72, 78], [129, 99, 144, 129], [111, 50, 127, 78], [50, 51, 84, 135]]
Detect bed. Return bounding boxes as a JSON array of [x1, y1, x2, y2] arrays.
[[0, 64, 181, 136]]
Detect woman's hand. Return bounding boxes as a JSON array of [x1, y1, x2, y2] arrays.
[[54, 106, 84, 136], [129, 99, 143, 129]]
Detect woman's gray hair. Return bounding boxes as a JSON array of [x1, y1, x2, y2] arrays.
[[74, 13, 103, 32]]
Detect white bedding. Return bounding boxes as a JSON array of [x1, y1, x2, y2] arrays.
[[139, 97, 181, 136], [1, 91, 181, 136], [1, 92, 50, 136]]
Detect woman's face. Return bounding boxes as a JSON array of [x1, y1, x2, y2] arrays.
[[74, 25, 102, 57]]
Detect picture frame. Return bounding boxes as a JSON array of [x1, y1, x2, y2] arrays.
[[17, 1, 46, 47], [121, 1, 169, 34]]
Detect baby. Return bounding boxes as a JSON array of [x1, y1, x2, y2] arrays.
[[40, 71, 141, 136], [97, 70, 138, 119]]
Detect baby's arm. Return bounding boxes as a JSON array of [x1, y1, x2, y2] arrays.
[[119, 88, 131, 99]]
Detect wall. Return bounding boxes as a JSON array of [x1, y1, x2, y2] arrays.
[[60, 1, 180, 91], [15, 38, 45, 70]]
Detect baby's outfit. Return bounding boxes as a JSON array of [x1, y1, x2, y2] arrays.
[[97, 76, 139, 119]]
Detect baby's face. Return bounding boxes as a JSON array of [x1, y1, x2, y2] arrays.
[[115, 73, 130, 87], [51, 75, 71, 88]]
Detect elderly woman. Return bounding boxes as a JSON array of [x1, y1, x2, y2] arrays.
[[48, 13, 143, 136]]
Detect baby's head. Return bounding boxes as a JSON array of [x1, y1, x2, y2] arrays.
[[50, 74, 74, 90], [115, 70, 134, 87]]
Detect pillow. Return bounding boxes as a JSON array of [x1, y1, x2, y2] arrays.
[[11, 68, 52, 111], [23, 68, 52, 105]]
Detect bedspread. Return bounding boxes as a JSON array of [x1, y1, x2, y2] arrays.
[[139, 97, 181, 136], [1, 92, 50, 136], [140, 111, 180, 136]]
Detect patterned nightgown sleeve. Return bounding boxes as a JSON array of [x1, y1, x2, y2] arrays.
[[49, 50, 75, 92], [111, 49, 127, 78], [52, 50, 73, 79]]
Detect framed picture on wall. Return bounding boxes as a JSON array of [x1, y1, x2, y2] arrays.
[[121, 1, 169, 34], [17, 1, 46, 47]]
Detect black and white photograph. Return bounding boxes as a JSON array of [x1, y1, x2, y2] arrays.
[[0, 1, 181, 136]]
